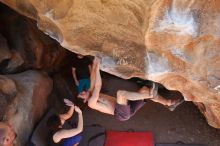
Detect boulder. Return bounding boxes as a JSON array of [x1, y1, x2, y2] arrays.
[[0, 75, 17, 120], [0, 70, 52, 146], [0, 4, 66, 74]]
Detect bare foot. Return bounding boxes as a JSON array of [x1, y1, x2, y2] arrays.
[[93, 57, 101, 65]]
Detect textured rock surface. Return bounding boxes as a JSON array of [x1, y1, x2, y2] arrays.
[[0, 75, 17, 119], [0, 5, 76, 145], [0, 4, 67, 74], [0, 0, 220, 128], [0, 34, 11, 63], [0, 70, 52, 146]]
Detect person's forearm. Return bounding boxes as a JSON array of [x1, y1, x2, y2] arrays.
[[77, 112, 83, 131], [73, 75, 78, 83], [55, 112, 83, 141], [72, 70, 78, 83], [89, 65, 92, 74], [67, 106, 74, 117], [60, 106, 74, 120]]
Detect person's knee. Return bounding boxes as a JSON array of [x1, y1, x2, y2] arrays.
[[117, 90, 126, 98], [117, 91, 128, 105]]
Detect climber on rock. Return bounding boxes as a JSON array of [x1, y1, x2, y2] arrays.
[[78, 57, 184, 121]]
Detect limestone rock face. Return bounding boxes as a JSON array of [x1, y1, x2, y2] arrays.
[[0, 70, 53, 146], [0, 0, 220, 128]]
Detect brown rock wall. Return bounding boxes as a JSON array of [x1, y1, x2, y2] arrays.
[[1, 70, 53, 146], [146, 0, 220, 127], [0, 4, 67, 73]]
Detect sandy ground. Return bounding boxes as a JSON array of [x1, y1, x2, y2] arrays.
[[80, 74, 220, 146]]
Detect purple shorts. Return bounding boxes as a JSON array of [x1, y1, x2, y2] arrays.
[[114, 100, 146, 121]]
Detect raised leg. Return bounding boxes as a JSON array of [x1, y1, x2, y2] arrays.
[[88, 58, 102, 106], [87, 58, 115, 115], [117, 85, 180, 107], [117, 86, 153, 103], [89, 58, 99, 92]]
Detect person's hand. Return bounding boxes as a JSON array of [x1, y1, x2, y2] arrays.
[[74, 106, 82, 114], [64, 98, 74, 107]]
